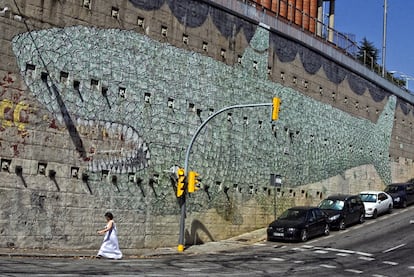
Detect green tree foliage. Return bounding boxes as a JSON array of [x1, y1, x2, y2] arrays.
[[357, 37, 379, 67], [356, 38, 407, 90]]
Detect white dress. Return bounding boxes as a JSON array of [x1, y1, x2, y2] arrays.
[[97, 221, 122, 259]]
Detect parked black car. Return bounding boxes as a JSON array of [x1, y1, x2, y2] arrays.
[[318, 194, 365, 230], [384, 183, 414, 208], [267, 206, 330, 242]]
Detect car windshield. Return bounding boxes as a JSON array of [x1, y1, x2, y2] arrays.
[[360, 193, 377, 203], [279, 209, 307, 221], [385, 186, 401, 193], [318, 199, 344, 210]]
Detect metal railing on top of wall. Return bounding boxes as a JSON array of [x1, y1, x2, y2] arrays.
[[238, 0, 408, 92]]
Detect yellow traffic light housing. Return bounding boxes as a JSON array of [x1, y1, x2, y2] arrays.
[[272, 97, 281, 121], [188, 171, 200, 193], [176, 167, 185, 197]]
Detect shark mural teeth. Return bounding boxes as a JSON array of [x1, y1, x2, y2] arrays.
[[11, 25, 396, 187], [75, 117, 150, 174]]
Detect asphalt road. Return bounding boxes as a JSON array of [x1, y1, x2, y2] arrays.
[[0, 205, 413, 276]]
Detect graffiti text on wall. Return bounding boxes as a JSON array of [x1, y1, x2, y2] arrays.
[[0, 99, 29, 132]]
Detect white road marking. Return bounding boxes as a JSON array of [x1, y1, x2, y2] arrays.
[[383, 243, 406, 253], [383, 261, 398, 266], [314, 250, 328, 254], [326, 247, 355, 254], [325, 247, 373, 257], [294, 260, 304, 264], [336, 253, 350, 257], [359, 256, 375, 261], [364, 220, 375, 226], [320, 264, 336, 269], [270, 257, 285, 262], [345, 269, 363, 274], [408, 266, 414, 269], [355, 251, 374, 257], [372, 274, 388, 277]]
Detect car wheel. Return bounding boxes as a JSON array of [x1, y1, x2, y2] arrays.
[[339, 219, 346, 230], [323, 224, 330, 236], [388, 204, 393, 214], [300, 229, 308, 242], [372, 210, 378, 219], [359, 213, 365, 224]]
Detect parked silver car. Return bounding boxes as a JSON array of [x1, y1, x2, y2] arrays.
[[359, 191, 393, 218]]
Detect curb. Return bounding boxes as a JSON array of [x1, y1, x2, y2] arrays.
[[0, 228, 267, 259]]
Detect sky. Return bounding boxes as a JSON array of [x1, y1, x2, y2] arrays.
[[333, 0, 414, 82]]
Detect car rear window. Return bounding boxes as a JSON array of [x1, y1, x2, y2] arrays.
[[385, 186, 403, 193], [360, 194, 377, 202], [279, 209, 307, 220], [319, 199, 344, 210]]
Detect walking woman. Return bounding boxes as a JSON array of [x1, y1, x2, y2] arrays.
[[97, 212, 122, 259]]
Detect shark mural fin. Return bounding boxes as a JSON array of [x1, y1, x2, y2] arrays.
[[372, 95, 396, 185]]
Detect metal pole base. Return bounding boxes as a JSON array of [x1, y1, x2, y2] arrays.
[[177, 244, 184, 252]]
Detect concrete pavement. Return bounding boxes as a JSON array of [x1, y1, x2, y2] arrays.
[[0, 228, 267, 259]]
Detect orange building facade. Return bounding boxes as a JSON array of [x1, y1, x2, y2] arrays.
[[249, 0, 335, 40]]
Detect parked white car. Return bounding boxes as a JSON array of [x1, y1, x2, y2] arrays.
[[359, 191, 393, 218]]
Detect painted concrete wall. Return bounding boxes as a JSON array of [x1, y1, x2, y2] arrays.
[[0, 0, 413, 250]]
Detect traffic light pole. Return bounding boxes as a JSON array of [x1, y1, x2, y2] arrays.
[[178, 100, 279, 252]]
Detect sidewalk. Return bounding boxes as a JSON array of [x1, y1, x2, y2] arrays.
[[0, 228, 267, 259]]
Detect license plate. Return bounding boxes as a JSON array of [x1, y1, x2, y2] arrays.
[[273, 232, 284, 237]]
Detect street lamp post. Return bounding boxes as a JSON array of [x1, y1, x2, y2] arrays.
[[177, 99, 281, 252], [381, 0, 387, 77]]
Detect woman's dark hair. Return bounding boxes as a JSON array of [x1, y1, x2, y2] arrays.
[[104, 212, 114, 220]]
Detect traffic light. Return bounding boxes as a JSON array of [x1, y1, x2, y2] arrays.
[[176, 167, 185, 197], [272, 97, 281, 121], [187, 171, 200, 193]]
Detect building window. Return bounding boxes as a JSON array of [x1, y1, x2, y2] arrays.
[[202, 42, 208, 52], [60, 71, 69, 84], [83, 0, 91, 9], [119, 87, 126, 98], [91, 79, 99, 90], [73, 80, 80, 90], [40, 72, 48, 82], [137, 16, 144, 28], [111, 7, 119, 19], [220, 49, 226, 60], [25, 63, 36, 78], [161, 26, 168, 37], [182, 34, 189, 44]]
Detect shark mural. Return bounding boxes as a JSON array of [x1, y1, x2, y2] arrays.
[[11, 24, 396, 194]]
